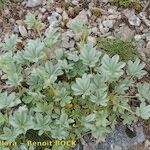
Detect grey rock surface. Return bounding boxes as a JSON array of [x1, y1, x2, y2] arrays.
[[26, 0, 42, 7], [98, 124, 145, 150], [72, 124, 145, 150], [123, 9, 141, 26], [114, 25, 135, 41], [67, 10, 88, 28]]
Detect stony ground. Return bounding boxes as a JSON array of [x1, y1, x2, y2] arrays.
[[0, 0, 150, 150]]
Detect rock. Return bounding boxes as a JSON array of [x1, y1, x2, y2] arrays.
[[146, 33, 150, 41], [145, 140, 150, 150], [61, 31, 75, 49], [40, 8, 46, 13], [139, 12, 150, 27], [134, 34, 144, 41], [73, 124, 145, 150], [99, 22, 109, 34], [128, 15, 141, 26], [18, 25, 28, 37], [145, 41, 150, 55], [136, 39, 146, 54], [73, 10, 88, 24], [102, 20, 115, 28], [97, 124, 145, 150], [99, 0, 109, 3], [56, 7, 63, 14], [65, 30, 74, 38], [67, 10, 88, 28], [123, 9, 141, 26], [26, 0, 42, 7], [62, 11, 69, 22], [91, 27, 99, 35], [108, 7, 118, 14], [113, 145, 122, 150], [114, 25, 135, 41], [48, 12, 62, 28], [72, 0, 79, 5], [87, 36, 96, 44]]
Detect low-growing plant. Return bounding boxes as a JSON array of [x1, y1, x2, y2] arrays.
[[90, 7, 102, 17], [110, 0, 141, 10], [97, 37, 137, 61], [0, 22, 150, 150], [25, 14, 41, 37], [0, 0, 10, 9]]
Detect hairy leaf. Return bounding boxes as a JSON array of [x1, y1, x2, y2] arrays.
[[71, 74, 92, 99], [136, 103, 150, 120], [127, 58, 147, 78], [0, 92, 21, 109], [80, 43, 101, 67], [24, 39, 45, 63], [0, 34, 17, 52], [100, 54, 125, 82]]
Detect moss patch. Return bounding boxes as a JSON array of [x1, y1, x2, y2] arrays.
[[110, 0, 141, 11], [97, 37, 138, 61]]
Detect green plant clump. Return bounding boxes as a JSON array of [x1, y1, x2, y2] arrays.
[[110, 0, 141, 10], [97, 38, 137, 61], [0, 21, 150, 150]]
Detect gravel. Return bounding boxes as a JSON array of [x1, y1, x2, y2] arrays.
[[26, 0, 43, 7]]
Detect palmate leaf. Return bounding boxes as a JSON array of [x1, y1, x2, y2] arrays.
[[90, 74, 108, 106], [23, 39, 45, 63], [121, 112, 137, 125], [51, 125, 69, 140], [0, 92, 21, 109], [13, 51, 27, 65], [136, 83, 150, 102], [56, 110, 74, 128], [54, 87, 73, 107], [127, 58, 147, 78], [9, 106, 34, 134], [96, 110, 110, 127], [58, 59, 73, 73], [71, 73, 92, 99], [31, 61, 63, 89], [136, 103, 150, 120], [34, 113, 51, 136], [69, 60, 88, 78], [1, 63, 23, 86], [42, 61, 63, 88], [100, 54, 125, 82], [44, 28, 60, 49], [25, 14, 41, 31], [81, 113, 96, 131], [69, 20, 89, 38], [0, 127, 18, 141], [91, 126, 111, 140], [90, 92, 108, 106], [0, 34, 17, 52], [22, 90, 45, 104], [52, 110, 74, 140], [115, 78, 133, 94], [66, 51, 79, 62], [27, 72, 44, 90], [80, 43, 101, 67], [113, 97, 131, 114], [85, 113, 96, 122], [0, 52, 13, 68], [33, 102, 53, 115]]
